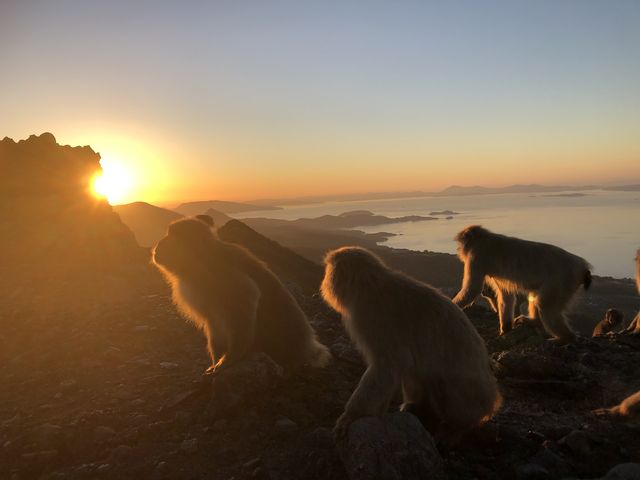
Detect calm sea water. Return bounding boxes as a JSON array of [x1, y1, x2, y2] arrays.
[[238, 191, 640, 279]]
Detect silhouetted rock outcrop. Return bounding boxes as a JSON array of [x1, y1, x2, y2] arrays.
[[0, 133, 149, 301]]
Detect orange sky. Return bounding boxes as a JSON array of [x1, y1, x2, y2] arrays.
[[1, 2, 639, 205]]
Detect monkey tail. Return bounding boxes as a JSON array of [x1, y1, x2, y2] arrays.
[[583, 270, 592, 291], [308, 340, 332, 368]]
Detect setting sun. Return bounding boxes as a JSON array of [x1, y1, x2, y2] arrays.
[[92, 159, 134, 205]]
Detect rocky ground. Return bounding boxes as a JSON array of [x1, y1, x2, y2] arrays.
[[1, 274, 639, 480]]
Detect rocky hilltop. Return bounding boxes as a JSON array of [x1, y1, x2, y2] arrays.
[[0, 133, 152, 307]]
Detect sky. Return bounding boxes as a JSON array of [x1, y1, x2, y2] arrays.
[[1, 0, 639, 205]]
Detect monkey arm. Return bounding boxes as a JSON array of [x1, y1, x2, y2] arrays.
[[452, 258, 485, 308], [219, 281, 261, 367], [335, 362, 400, 435]]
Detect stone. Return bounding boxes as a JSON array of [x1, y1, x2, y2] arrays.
[[559, 430, 591, 456], [337, 412, 442, 480], [180, 437, 198, 454], [600, 463, 640, 480], [516, 463, 550, 479]]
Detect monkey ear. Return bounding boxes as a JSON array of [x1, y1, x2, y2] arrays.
[[457, 225, 483, 243], [195, 215, 215, 227]]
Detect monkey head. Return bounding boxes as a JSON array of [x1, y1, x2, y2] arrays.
[[195, 214, 215, 227], [604, 308, 623, 326], [321, 246, 387, 312], [454, 225, 489, 259], [152, 217, 214, 276]]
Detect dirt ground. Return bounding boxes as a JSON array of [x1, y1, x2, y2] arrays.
[[1, 272, 639, 480]]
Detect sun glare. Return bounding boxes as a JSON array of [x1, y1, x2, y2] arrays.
[[91, 160, 134, 205]]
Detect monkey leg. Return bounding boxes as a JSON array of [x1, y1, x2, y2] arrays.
[[481, 282, 498, 312], [496, 291, 516, 335], [212, 291, 259, 371], [202, 324, 228, 372], [335, 365, 400, 437], [400, 374, 442, 433], [624, 314, 639, 334], [528, 294, 539, 320], [453, 261, 486, 309], [536, 288, 576, 343]]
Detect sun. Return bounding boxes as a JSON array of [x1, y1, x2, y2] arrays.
[[91, 159, 134, 204]]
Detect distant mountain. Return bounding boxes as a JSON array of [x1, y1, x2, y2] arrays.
[[603, 184, 640, 192], [114, 202, 233, 247], [245, 183, 640, 206], [217, 219, 323, 292], [175, 200, 281, 216], [114, 202, 183, 247], [437, 184, 592, 196], [436, 183, 640, 196]]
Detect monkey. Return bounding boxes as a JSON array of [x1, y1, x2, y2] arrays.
[[592, 309, 624, 337], [152, 215, 331, 373], [593, 390, 640, 419], [481, 282, 529, 316], [623, 249, 640, 334], [452, 225, 591, 343], [320, 246, 501, 445]]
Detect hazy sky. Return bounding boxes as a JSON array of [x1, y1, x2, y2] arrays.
[[1, 1, 639, 204]]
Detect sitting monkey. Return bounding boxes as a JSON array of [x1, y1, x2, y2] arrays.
[[321, 246, 501, 445], [592, 309, 624, 336], [153, 215, 330, 372]]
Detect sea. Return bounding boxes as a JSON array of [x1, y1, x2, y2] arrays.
[[237, 190, 640, 279]]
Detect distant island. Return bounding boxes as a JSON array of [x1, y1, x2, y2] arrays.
[[244, 183, 640, 207], [540, 193, 590, 198], [174, 199, 281, 216], [429, 210, 460, 216], [244, 210, 438, 231]]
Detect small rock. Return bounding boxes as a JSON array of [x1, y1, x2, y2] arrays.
[[94, 426, 116, 442], [516, 463, 550, 480], [107, 445, 133, 463], [180, 437, 198, 454], [599, 462, 640, 480], [175, 411, 191, 424], [212, 419, 228, 431], [529, 447, 570, 477], [559, 430, 591, 456], [274, 417, 297, 433], [243, 458, 261, 470], [153, 461, 169, 479], [32, 423, 63, 447], [59, 379, 77, 390]]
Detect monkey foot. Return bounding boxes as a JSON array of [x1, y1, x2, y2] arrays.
[[202, 363, 225, 378], [513, 315, 536, 327]]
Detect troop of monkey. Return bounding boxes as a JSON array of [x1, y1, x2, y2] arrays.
[[152, 215, 640, 442]]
